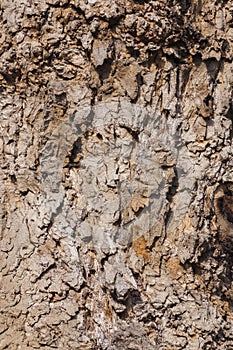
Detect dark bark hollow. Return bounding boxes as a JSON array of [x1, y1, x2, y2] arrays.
[[214, 182, 233, 251]]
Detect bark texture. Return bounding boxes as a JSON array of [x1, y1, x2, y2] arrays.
[[1, 0, 233, 349]]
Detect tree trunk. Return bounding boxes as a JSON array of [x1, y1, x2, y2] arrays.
[[1, 1, 233, 349]]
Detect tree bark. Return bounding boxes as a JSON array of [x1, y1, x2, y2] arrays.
[[1, 0, 233, 349]]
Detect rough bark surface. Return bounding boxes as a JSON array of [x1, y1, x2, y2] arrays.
[[1, 0, 233, 349]]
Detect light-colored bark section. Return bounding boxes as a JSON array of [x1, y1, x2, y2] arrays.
[[1, 1, 233, 349]]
